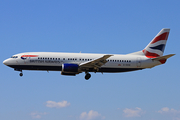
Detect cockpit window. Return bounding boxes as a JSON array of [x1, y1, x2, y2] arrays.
[[11, 56, 18, 58]]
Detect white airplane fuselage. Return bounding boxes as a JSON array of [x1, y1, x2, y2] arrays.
[[3, 28, 175, 80], [3, 52, 159, 72]]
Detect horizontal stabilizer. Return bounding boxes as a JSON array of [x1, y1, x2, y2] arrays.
[[152, 54, 175, 64], [152, 54, 175, 61]]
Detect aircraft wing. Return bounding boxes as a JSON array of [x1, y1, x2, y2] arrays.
[[79, 55, 113, 70]]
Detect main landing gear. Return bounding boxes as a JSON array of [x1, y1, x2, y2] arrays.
[[85, 72, 91, 80], [19, 72, 23, 77]]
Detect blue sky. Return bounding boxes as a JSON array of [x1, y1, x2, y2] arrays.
[[0, 0, 180, 120]]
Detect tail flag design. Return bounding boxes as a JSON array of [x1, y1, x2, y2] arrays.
[[142, 28, 170, 58]]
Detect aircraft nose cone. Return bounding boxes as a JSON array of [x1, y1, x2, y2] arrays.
[[3, 59, 9, 65]]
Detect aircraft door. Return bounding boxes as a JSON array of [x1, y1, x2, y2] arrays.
[[136, 57, 141, 67]]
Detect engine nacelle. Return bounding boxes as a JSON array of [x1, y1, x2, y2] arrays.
[[61, 63, 79, 76]]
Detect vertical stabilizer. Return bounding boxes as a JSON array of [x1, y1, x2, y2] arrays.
[[142, 28, 170, 58]]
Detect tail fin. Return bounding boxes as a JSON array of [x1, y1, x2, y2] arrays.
[[142, 28, 170, 58]]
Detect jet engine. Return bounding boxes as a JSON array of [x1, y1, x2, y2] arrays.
[[61, 63, 79, 76]]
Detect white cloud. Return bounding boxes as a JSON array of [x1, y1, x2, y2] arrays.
[[157, 107, 169, 113], [123, 107, 144, 117], [158, 107, 180, 120], [158, 107, 180, 114], [46, 100, 70, 108], [30, 112, 48, 119], [80, 110, 105, 120]]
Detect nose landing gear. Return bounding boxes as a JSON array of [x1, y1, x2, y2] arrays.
[[14, 68, 23, 77], [85, 72, 91, 80]]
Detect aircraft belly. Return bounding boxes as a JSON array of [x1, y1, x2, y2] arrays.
[[7, 65, 62, 71], [98, 67, 143, 73]]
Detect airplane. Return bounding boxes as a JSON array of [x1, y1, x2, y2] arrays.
[[3, 28, 175, 80]]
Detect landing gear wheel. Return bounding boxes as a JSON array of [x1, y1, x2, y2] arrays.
[[19, 73, 23, 77], [85, 73, 91, 80]]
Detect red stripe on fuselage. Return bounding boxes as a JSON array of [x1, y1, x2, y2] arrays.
[[151, 32, 169, 44], [21, 55, 38, 57]]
